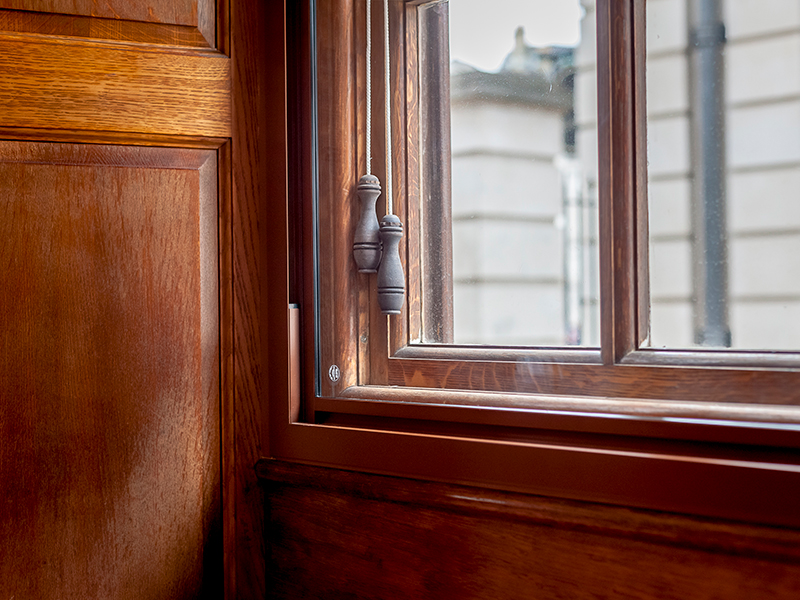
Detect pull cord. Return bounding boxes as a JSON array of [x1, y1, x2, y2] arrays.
[[383, 0, 392, 214], [352, 0, 405, 314], [376, 0, 405, 314], [353, 0, 381, 273]]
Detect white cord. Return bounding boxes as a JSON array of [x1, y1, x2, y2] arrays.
[[366, 0, 371, 175], [384, 0, 393, 214]]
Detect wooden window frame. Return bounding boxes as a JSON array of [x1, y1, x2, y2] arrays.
[[265, 0, 800, 529]]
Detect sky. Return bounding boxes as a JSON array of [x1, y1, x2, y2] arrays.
[[448, 0, 584, 72]]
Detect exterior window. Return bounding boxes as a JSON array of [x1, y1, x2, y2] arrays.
[[421, 0, 600, 347], [273, 0, 800, 529], [310, 0, 800, 403], [644, 0, 800, 350]]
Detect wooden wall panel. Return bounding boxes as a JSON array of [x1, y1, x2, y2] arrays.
[[0, 141, 221, 599], [0, 38, 229, 137], [0, 0, 200, 26], [0, 0, 215, 46], [0, 10, 213, 47], [227, 0, 273, 596], [260, 460, 800, 600]]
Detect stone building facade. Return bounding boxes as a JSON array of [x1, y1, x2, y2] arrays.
[[450, 0, 800, 350]]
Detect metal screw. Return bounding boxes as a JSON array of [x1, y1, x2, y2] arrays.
[[328, 364, 341, 383]]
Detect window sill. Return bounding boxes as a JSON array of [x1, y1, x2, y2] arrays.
[[271, 415, 800, 528], [273, 383, 800, 529]]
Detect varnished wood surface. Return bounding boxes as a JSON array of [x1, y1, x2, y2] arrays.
[[0, 1, 274, 596], [228, 0, 271, 596], [403, 2, 423, 348], [316, 0, 360, 396], [260, 460, 800, 600], [285, 0, 318, 424], [633, 0, 650, 344], [276, 0, 800, 541], [417, 1, 454, 344], [387, 354, 800, 403], [354, 0, 371, 386], [0, 126, 228, 148], [0, 0, 203, 26], [0, 141, 220, 598], [387, 0, 409, 358], [336, 385, 800, 428], [0, 36, 230, 137], [597, 0, 637, 363], [218, 138, 237, 599], [0, 9, 212, 47], [273, 413, 800, 528]]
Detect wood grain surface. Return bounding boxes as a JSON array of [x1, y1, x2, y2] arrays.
[[0, 37, 229, 137], [416, 1, 454, 344], [386, 354, 800, 404], [0, 1, 273, 597], [227, 0, 272, 596], [0, 141, 221, 598], [316, 0, 360, 396], [0, 126, 227, 148], [0, 9, 212, 47], [0, 0, 203, 27], [597, 0, 637, 363], [633, 0, 650, 345], [260, 460, 800, 600]]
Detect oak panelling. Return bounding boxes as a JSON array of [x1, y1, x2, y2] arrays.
[[0, 126, 227, 148], [0, 0, 204, 27], [0, 37, 230, 137], [0, 141, 221, 598], [260, 460, 800, 600], [0, 10, 212, 47], [228, 0, 272, 596]]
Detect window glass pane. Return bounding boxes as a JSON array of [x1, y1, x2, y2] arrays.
[[417, 0, 600, 346], [645, 0, 800, 350]]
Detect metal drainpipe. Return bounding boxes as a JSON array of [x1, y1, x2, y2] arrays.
[[689, 0, 731, 347]]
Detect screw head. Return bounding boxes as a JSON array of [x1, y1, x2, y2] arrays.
[[328, 364, 341, 383]]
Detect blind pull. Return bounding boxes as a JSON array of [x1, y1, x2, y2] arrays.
[[377, 214, 404, 314], [375, 0, 405, 315], [354, 174, 381, 273], [353, 0, 405, 315], [353, 0, 381, 273]]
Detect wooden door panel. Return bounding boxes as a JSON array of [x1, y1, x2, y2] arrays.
[[0, 0, 214, 46], [0, 141, 221, 599], [0, 37, 230, 137]]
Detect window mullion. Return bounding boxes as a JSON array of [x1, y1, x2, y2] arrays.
[[597, 0, 638, 364]]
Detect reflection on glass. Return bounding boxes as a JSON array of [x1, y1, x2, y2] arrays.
[[645, 0, 800, 350], [419, 0, 599, 346]]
